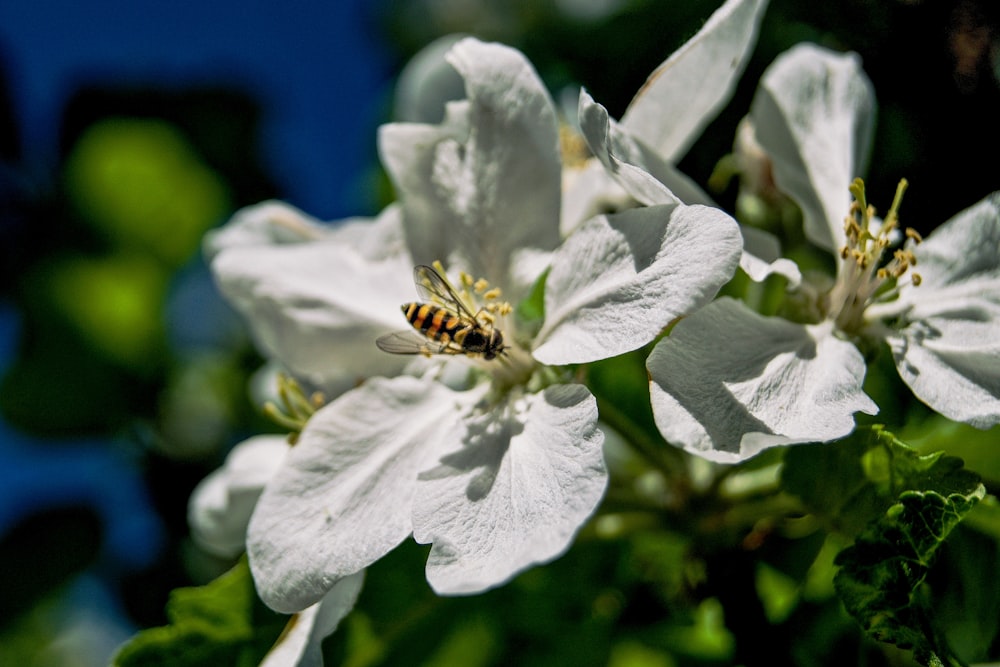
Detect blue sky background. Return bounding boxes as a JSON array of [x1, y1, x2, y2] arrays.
[[0, 0, 394, 220]]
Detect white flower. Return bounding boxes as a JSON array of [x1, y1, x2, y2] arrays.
[[567, 0, 801, 285], [188, 434, 291, 559], [214, 37, 743, 612], [647, 43, 1000, 463], [187, 435, 364, 667]]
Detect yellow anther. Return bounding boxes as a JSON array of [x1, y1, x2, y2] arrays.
[[473, 278, 489, 293], [483, 287, 502, 300], [905, 228, 923, 243], [911, 273, 922, 286], [310, 391, 326, 409]]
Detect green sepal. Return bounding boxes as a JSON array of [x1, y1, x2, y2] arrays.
[[112, 558, 286, 667]]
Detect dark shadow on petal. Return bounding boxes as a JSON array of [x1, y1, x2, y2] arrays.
[[417, 399, 526, 501], [604, 207, 672, 273], [650, 300, 829, 458]]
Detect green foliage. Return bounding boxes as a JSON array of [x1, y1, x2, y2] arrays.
[[780, 426, 986, 666], [834, 488, 984, 667], [45, 253, 168, 369], [781, 425, 982, 537], [112, 559, 286, 667], [65, 118, 231, 269]]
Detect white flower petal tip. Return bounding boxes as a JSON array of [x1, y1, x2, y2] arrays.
[[739, 226, 802, 287], [393, 34, 466, 124], [187, 435, 290, 559], [412, 384, 606, 595], [621, 0, 771, 162], [247, 376, 469, 613], [576, 89, 680, 207], [534, 204, 742, 365], [647, 298, 877, 463], [204, 200, 328, 260], [259, 571, 365, 667]]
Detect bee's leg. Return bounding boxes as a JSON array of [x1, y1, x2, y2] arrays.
[[436, 331, 453, 354]]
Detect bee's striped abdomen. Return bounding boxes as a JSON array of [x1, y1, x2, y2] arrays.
[[403, 303, 464, 343]]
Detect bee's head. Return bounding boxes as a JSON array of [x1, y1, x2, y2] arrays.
[[483, 329, 505, 361]]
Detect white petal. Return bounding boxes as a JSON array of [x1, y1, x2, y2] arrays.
[[533, 204, 742, 365], [904, 192, 1000, 301], [393, 35, 466, 124], [203, 201, 335, 260], [577, 89, 680, 207], [187, 435, 290, 558], [205, 201, 407, 261], [211, 238, 415, 387], [412, 384, 606, 594], [876, 194, 1000, 427], [869, 194, 1000, 324], [378, 114, 468, 269], [620, 0, 770, 162], [247, 377, 476, 613], [379, 38, 561, 291], [560, 158, 633, 237], [751, 43, 875, 253], [648, 298, 877, 462], [887, 312, 1000, 429], [739, 225, 802, 286], [259, 571, 365, 667]]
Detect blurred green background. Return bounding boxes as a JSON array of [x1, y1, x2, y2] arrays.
[[1, 0, 997, 665]]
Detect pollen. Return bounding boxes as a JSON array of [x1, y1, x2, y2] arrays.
[[559, 123, 591, 168], [826, 178, 923, 334], [263, 373, 325, 445]]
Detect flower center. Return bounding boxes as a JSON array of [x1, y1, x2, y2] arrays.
[[824, 178, 922, 335], [263, 373, 326, 445], [424, 261, 539, 391]]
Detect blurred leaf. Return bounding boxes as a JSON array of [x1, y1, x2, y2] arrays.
[[834, 484, 984, 667], [514, 266, 547, 340], [658, 597, 733, 661], [419, 614, 498, 667], [45, 252, 168, 370], [755, 563, 798, 624], [65, 118, 230, 268], [112, 558, 285, 667], [607, 639, 674, 667], [927, 524, 1000, 665]]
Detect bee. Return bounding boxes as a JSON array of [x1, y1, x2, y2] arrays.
[[376, 265, 507, 360]]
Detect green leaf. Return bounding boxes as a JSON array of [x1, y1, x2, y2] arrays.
[[112, 558, 286, 667], [834, 487, 984, 666], [783, 426, 988, 665], [928, 523, 1000, 664], [781, 425, 981, 536]]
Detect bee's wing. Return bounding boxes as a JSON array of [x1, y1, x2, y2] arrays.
[[413, 265, 477, 320], [375, 330, 435, 355]]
